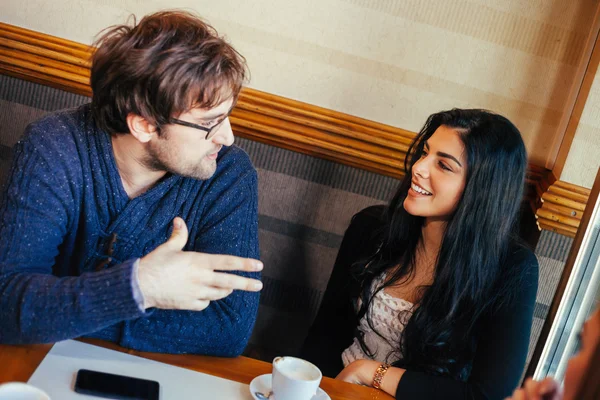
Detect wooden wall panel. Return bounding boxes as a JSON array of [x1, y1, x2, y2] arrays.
[[536, 181, 591, 238], [0, 22, 590, 235], [0, 22, 416, 179]]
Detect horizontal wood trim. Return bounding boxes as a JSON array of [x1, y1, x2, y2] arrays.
[[536, 180, 590, 237], [537, 220, 579, 237], [541, 191, 587, 211], [541, 201, 585, 219], [553, 180, 593, 196], [0, 22, 413, 180], [537, 208, 580, 228], [547, 185, 590, 204], [0, 22, 592, 237]]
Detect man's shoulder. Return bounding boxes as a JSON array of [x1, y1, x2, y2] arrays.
[[17, 105, 93, 173], [219, 144, 254, 167], [177, 145, 257, 198], [21, 105, 90, 148], [213, 144, 257, 181]]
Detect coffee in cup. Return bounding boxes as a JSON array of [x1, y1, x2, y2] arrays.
[[272, 356, 322, 400]]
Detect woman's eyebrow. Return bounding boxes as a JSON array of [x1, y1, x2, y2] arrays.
[[424, 141, 463, 167], [437, 151, 463, 168]]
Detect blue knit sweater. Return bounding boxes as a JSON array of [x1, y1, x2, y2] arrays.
[[0, 104, 260, 356]]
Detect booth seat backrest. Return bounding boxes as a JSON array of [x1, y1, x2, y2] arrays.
[[1, 74, 576, 376], [0, 74, 399, 359], [0, 76, 91, 188], [526, 230, 574, 373], [242, 138, 398, 359]]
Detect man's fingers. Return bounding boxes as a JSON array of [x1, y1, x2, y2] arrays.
[[189, 299, 210, 311], [538, 378, 559, 397], [164, 217, 189, 251], [510, 389, 526, 400], [194, 253, 263, 272], [524, 378, 537, 396], [198, 287, 234, 301], [211, 272, 263, 291]]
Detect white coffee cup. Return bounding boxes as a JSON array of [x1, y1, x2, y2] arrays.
[[272, 356, 322, 400], [0, 382, 50, 400]]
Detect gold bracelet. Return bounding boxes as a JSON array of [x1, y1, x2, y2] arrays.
[[372, 363, 390, 389]]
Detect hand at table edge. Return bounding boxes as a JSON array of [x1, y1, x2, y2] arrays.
[[336, 359, 405, 398]]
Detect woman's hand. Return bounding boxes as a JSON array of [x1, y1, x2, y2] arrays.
[[505, 377, 562, 400], [336, 359, 405, 397], [336, 359, 379, 386]]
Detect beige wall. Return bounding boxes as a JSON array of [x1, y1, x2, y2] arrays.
[[561, 67, 600, 188], [3, 0, 599, 167]]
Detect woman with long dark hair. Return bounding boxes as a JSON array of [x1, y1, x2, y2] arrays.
[[301, 109, 539, 399]]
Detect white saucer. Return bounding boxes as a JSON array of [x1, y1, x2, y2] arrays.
[[249, 374, 331, 400], [0, 382, 50, 400]]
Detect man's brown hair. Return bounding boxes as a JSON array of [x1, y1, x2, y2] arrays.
[[90, 10, 247, 134]]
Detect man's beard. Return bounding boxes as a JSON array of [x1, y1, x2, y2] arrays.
[[143, 137, 217, 181]]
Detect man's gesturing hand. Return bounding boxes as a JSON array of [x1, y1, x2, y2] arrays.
[[137, 217, 263, 311]]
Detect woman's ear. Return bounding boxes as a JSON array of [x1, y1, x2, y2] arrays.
[[126, 113, 158, 143]]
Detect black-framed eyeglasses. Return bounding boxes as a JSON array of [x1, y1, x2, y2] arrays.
[[170, 109, 233, 140]]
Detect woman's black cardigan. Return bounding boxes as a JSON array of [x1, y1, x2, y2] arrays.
[[301, 206, 539, 399]]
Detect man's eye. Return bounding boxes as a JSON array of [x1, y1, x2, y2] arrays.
[[201, 120, 216, 128]]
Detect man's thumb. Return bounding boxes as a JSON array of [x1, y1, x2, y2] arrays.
[[165, 217, 188, 250]]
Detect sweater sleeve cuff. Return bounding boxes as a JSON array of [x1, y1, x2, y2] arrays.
[[130, 258, 146, 312], [83, 259, 147, 321]]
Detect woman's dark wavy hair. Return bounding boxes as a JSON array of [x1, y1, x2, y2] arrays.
[[354, 108, 528, 380], [90, 10, 248, 135]]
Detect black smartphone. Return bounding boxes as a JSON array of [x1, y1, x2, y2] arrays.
[[74, 369, 160, 400]]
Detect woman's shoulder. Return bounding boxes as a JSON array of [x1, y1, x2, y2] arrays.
[[342, 205, 387, 254], [505, 242, 539, 277], [493, 242, 539, 310], [348, 205, 387, 234], [331, 205, 387, 278]]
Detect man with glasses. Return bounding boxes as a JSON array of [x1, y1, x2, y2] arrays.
[[0, 11, 263, 356]]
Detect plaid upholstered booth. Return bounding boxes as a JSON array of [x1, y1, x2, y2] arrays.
[[0, 75, 399, 359], [0, 75, 573, 375]]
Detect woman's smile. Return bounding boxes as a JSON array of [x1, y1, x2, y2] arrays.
[[409, 181, 432, 196]]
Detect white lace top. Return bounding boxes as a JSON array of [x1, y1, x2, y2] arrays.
[[341, 273, 414, 366]]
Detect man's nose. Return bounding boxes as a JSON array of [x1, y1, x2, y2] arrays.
[[212, 118, 234, 147]]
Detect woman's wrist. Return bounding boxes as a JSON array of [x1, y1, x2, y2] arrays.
[[337, 359, 404, 397], [372, 363, 391, 389], [357, 359, 381, 385]]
